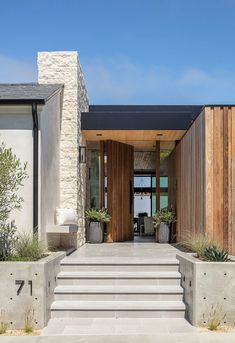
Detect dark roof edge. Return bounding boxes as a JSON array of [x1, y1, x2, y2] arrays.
[[0, 99, 45, 105]]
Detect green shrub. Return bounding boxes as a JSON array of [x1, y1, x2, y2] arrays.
[[0, 143, 28, 261], [14, 233, 45, 261], [153, 209, 176, 228], [0, 222, 18, 261], [85, 208, 111, 223], [204, 245, 229, 262], [0, 143, 28, 223]]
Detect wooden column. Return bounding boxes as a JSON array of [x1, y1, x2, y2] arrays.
[[156, 141, 160, 212], [100, 141, 105, 208]]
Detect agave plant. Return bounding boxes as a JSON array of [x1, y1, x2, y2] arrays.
[[204, 245, 230, 262]]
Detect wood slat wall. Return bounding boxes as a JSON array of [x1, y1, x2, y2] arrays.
[[170, 110, 205, 243], [168, 106, 235, 254], [106, 140, 134, 242], [204, 106, 235, 252]]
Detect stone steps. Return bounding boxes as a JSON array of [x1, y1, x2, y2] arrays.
[[51, 300, 186, 318], [57, 270, 182, 285], [43, 255, 187, 335], [60, 258, 180, 272], [54, 285, 183, 301]]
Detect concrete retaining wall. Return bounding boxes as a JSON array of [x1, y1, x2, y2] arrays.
[[0, 251, 65, 329], [177, 253, 235, 326]]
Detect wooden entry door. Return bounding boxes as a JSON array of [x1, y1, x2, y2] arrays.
[[106, 140, 134, 242]]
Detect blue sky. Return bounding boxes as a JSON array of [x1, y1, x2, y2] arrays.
[[0, 0, 235, 104]]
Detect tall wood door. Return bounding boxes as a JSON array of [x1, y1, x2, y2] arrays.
[[106, 140, 134, 242]]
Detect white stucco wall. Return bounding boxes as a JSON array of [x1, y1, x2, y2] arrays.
[[0, 105, 34, 234], [38, 92, 62, 243]]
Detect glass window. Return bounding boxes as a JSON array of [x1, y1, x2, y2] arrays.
[[89, 150, 100, 208], [134, 176, 151, 188], [134, 195, 151, 217], [160, 176, 168, 188], [160, 194, 168, 209]]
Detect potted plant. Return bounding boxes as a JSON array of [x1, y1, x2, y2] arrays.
[[153, 209, 176, 243], [85, 208, 111, 243]]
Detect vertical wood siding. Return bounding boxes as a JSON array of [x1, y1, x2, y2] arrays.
[[205, 106, 235, 253], [172, 110, 205, 243], [169, 107, 235, 254]]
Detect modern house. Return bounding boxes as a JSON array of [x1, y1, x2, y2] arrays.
[[0, 51, 235, 255]]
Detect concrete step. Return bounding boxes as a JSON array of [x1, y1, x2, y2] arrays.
[[57, 271, 181, 286], [60, 258, 179, 272], [51, 300, 186, 318], [54, 285, 183, 301], [42, 318, 195, 336]]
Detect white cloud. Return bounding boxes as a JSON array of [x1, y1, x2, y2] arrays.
[[82, 57, 235, 104], [0, 54, 36, 83], [0, 53, 234, 105]]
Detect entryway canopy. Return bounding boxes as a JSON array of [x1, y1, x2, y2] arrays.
[[81, 105, 203, 130], [81, 105, 203, 150]]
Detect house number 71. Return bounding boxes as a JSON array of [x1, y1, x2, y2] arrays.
[[15, 280, 33, 296]]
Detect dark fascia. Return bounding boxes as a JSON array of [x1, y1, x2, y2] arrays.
[[0, 99, 45, 105], [81, 105, 204, 131], [88, 105, 202, 112]]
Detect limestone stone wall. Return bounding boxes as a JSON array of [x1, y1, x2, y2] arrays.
[[38, 51, 89, 247]]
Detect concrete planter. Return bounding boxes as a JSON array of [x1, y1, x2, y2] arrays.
[[88, 222, 103, 243], [157, 222, 170, 243], [0, 251, 65, 329], [177, 253, 235, 326]]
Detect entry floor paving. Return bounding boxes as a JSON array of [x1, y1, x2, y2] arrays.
[[1, 331, 235, 343], [42, 318, 195, 335], [64, 242, 180, 263]]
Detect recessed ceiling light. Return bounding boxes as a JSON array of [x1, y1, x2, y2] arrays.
[[157, 133, 163, 136], [96, 133, 102, 136]]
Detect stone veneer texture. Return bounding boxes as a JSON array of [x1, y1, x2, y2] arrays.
[[38, 51, 89, 247]]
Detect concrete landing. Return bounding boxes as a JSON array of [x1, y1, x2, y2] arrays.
[[42, 318, 195, 336], [1, 332, 235, 343], [64, 242, 180, 262]]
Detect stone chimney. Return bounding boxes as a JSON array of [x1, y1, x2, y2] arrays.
[[38, 51, 89, 247]]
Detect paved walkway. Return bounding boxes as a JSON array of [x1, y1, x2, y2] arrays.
[[65, 242, 180, 262], [1, 331, 235, 343]]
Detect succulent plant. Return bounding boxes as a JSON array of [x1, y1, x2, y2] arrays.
[[204, 245, 230, 262]]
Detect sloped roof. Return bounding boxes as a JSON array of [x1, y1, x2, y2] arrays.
[[0, 83, 63, 104]]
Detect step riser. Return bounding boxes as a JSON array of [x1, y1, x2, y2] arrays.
[[51, 310, 185, 319], [57, 278, 181, 286], [54, 293, 183, 301], [60, 265, 179, 272]]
